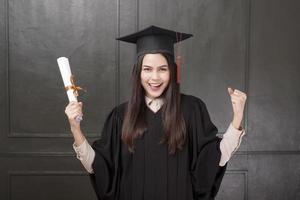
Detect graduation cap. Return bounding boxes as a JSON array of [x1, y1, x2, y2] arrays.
[[116, 25, 193, 83]]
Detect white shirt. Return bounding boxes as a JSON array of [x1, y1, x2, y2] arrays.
[[73, 96, 246, 173]]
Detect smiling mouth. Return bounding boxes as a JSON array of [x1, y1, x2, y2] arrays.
[[148, 83, 163, 90]]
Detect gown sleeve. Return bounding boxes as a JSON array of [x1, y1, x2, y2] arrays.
[[89, 106, 122, 200], [189, 98, 227, 200]]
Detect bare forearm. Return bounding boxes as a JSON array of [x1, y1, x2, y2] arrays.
[[71, 127, 86, 146], [232, 115, 243, 130]]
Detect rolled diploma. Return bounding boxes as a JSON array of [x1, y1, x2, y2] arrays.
[[57, 57, 82, 122]]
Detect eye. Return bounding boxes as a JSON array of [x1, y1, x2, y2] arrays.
[[143, 68, 151, 72], [160, 68, 168, 71]]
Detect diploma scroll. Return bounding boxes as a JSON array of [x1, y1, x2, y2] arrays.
[[57, 57, 83, 123]]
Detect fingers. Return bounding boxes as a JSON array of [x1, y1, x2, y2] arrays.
[[230, 96, 242, 104], [69, 110, 82, 116], [66, 102, 82, 110], [231, 93, 247, 100], [233, 89, 246, 97], [66, 106, 82, 113], [228, 87, 247, 100], [68, 112, 82, 120], [67, 101, 82, 108], [64, 101, 83, 120]]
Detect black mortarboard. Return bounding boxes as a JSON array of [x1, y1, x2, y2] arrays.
[[116, 25, 193, 58]]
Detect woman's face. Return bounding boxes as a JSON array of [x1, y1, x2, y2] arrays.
[[141, 53, 170, 99]]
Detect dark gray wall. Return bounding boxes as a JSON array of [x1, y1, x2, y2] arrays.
[[0, 0, 299, 199]]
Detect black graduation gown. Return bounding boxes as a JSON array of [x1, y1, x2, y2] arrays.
[[90, 93, 227, 200]]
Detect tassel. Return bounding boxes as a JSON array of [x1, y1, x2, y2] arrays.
[[176, 55, 181, 84], [175, 31, 182, 84]]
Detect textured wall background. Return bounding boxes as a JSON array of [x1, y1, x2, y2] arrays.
[[0, 0, 299, 199]]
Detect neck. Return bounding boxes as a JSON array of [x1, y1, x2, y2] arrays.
[[145, 95, 164, 105], [145, 95, 163, 101]]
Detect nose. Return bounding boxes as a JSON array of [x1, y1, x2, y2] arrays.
[[150, 70, 160, 80]]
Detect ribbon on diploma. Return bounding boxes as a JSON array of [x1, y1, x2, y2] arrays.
[[64, 75, 84, 97]]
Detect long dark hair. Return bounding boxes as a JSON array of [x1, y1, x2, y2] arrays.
[[121, 52, 186, 154]]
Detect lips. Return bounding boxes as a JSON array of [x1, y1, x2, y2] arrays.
[[149, 83, 162, 86], [148, 83, 162, 90]]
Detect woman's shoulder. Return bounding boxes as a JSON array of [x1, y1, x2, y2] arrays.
[[109, 101, 128, 120], [180, 93, 206, 108]]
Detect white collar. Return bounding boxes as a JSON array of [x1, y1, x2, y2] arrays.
[[145, 95, 164, 107]]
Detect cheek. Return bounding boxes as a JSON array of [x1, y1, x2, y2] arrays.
[[140, 72, 150, 89], [140, 72, 148, 83], [164, 71, 170, 83]]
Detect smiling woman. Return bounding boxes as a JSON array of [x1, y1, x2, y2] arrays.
[[65, 25, 247, 200], [121, 49, 186, 155]]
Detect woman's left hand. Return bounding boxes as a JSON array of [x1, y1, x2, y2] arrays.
[[227, 87, 247, 129]]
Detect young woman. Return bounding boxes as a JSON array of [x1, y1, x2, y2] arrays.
[[65, 26, 247, 200]]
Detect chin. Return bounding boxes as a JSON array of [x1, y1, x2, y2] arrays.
[[148, 92, 162, 98], [145, 87, 166, 99]]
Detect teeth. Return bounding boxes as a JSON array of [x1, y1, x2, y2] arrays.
[[149, 83, 161, 86]]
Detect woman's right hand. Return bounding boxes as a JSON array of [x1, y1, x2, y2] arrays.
[[65, 101, 86, 146], [65, 101, 83, 131]]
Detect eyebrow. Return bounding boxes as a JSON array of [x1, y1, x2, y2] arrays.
[[142, 65, 168, 68]]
